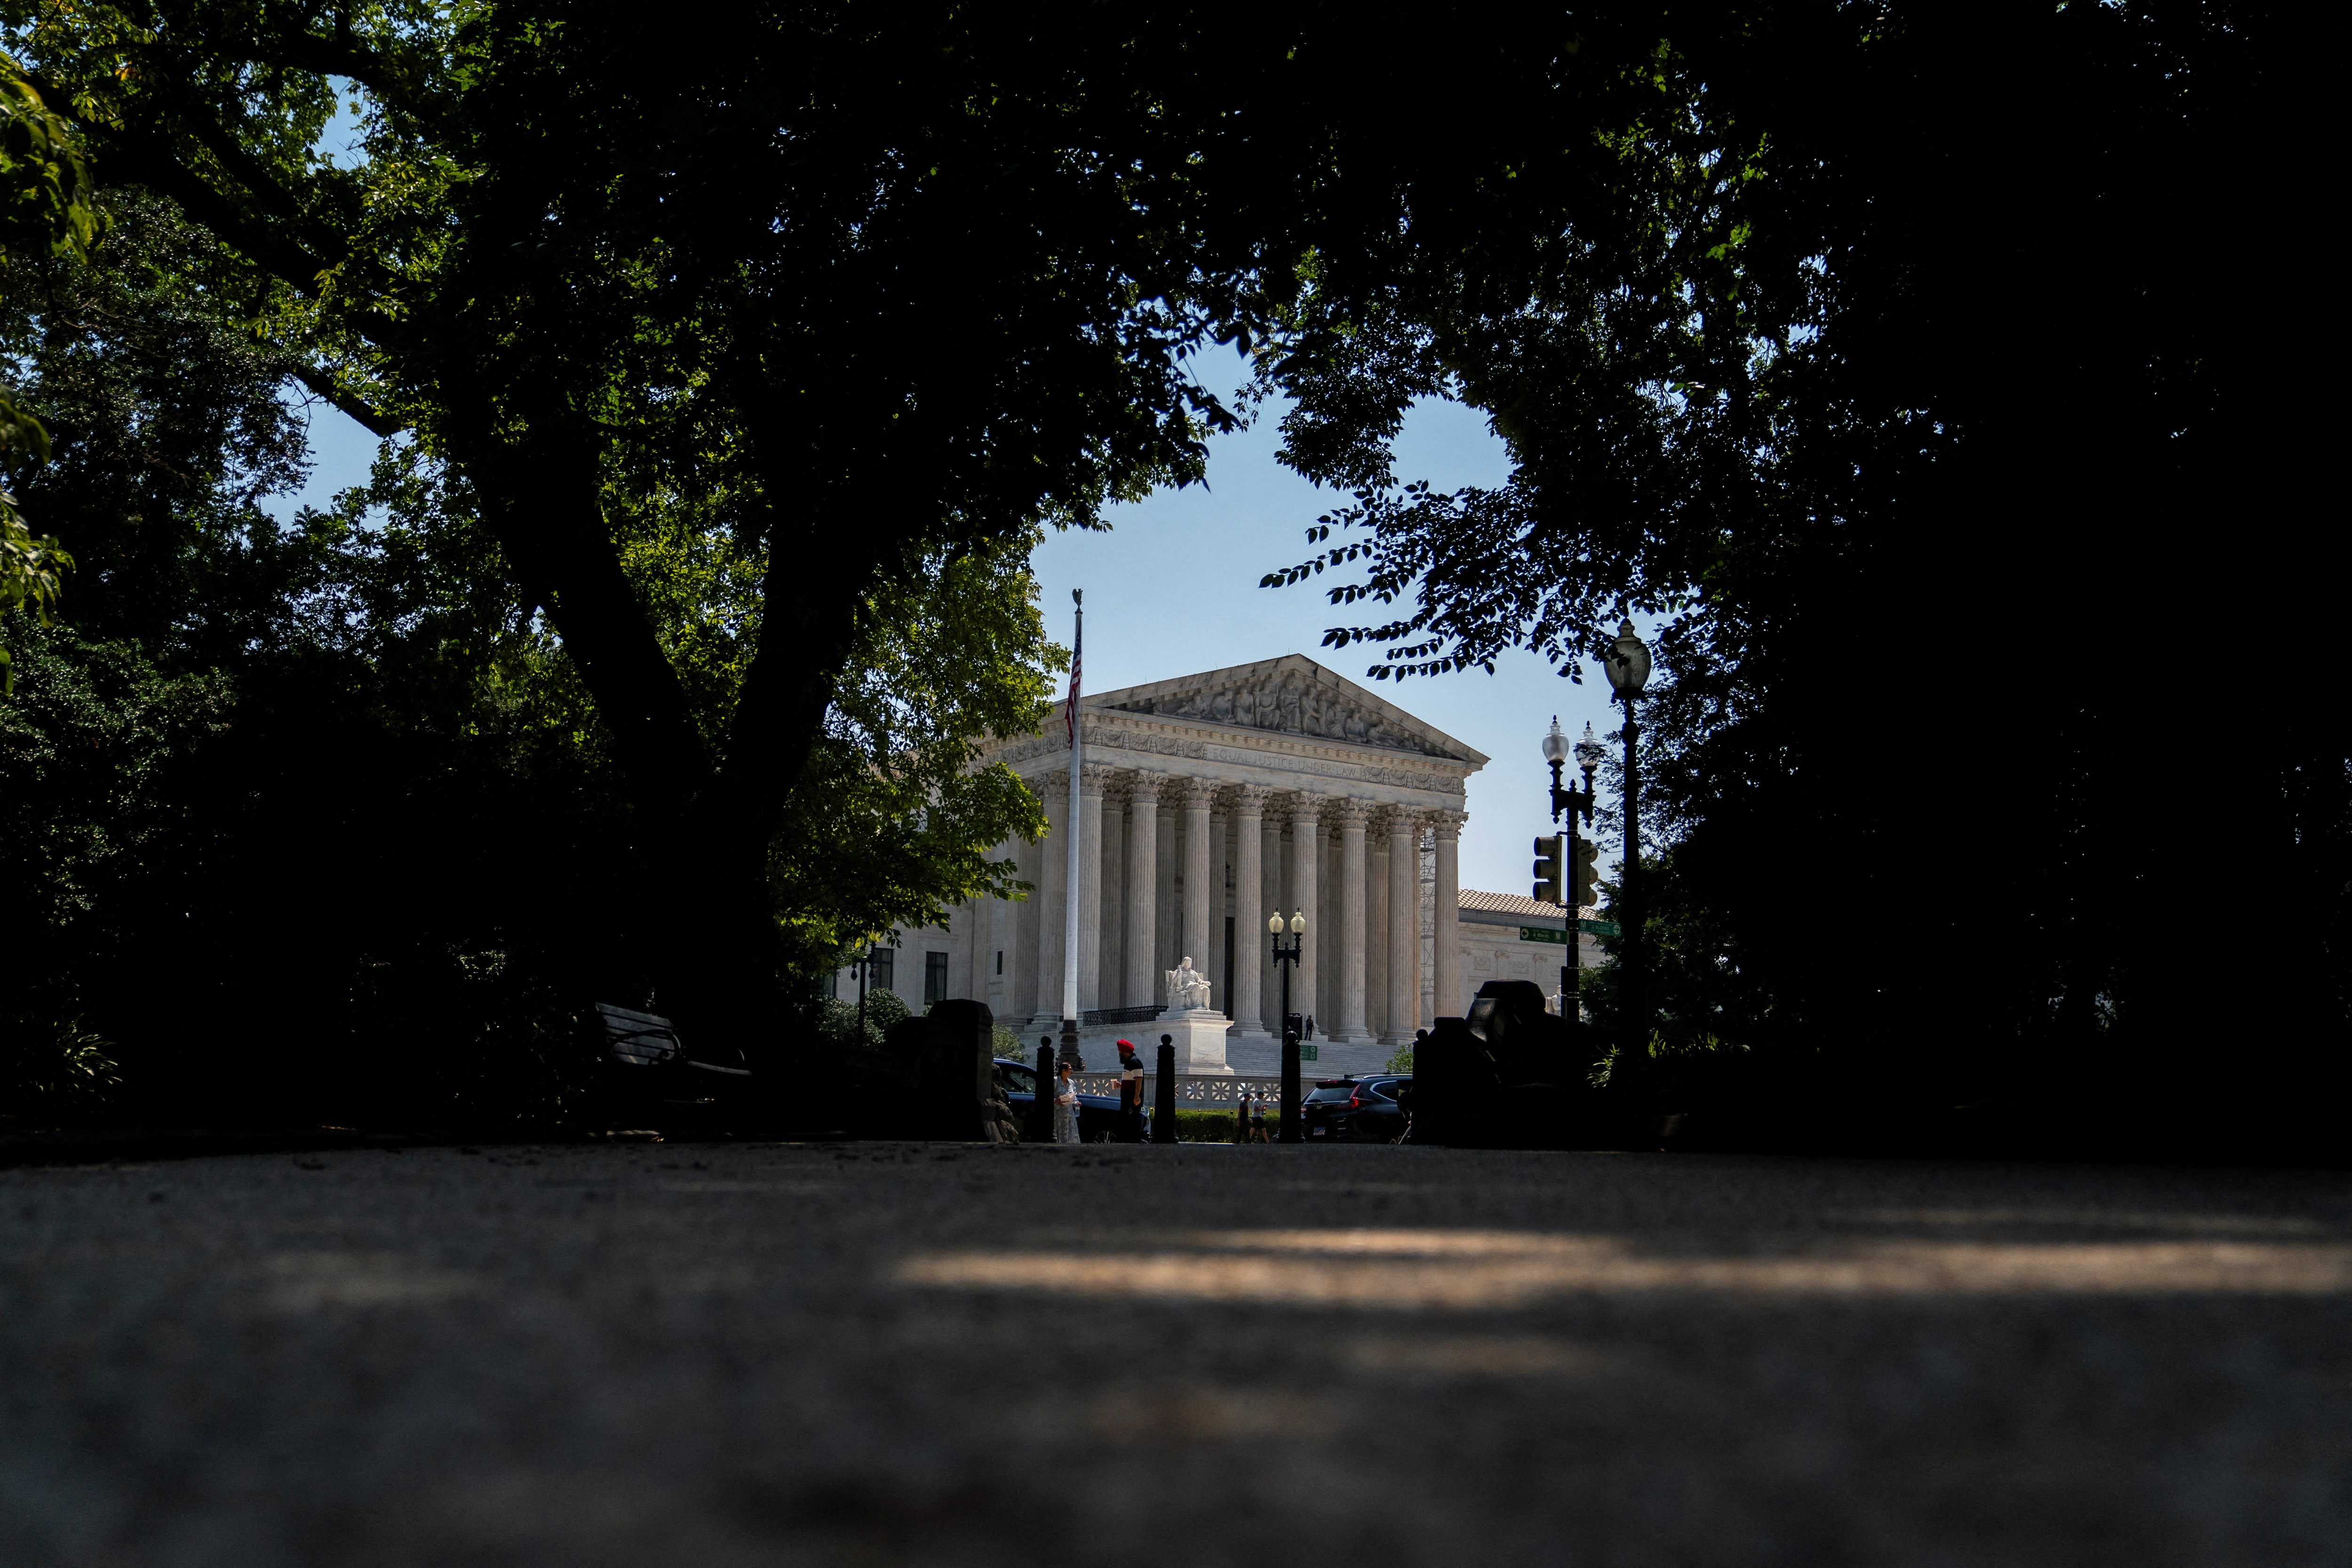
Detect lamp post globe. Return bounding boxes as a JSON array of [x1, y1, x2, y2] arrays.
[[1574, 721, 1605, 774], [1602, 618, 1652, 698], [1268, 912, 1284, 935], [1542, 715, 1572, 766]]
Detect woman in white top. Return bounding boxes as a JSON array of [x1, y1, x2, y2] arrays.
[[1054, 1062, 1083, 1144]]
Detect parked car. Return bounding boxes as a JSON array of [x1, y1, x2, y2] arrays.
[[1331, 1075, 1411, 1142], [1300, 1078, 1360, 1139], [993, 1058, 1147, 1142]]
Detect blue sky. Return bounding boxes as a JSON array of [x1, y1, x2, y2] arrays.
[[1033, 350, 1626, 898]]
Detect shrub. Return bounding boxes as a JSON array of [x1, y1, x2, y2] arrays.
[[1172, 1107, 1264, 1142], [0, 1016, 122, 1126]]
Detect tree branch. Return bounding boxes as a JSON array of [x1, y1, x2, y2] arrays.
[[292, 365, 404, 438]]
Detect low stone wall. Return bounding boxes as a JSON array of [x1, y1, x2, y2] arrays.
[[1071, 1074, 1280, 1106]]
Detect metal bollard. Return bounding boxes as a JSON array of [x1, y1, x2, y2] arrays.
[[1030, 1040, 1056, 1143], [1279, 1029, 1303, 1143], [1153, 1035, 1177, 1144]]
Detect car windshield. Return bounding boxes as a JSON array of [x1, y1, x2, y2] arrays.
[[1304, 1084, 1357, 1103], [995, 1062, 1036, 1094]]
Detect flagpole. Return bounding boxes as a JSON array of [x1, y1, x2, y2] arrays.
[[1061, 590, 1083, 1062]]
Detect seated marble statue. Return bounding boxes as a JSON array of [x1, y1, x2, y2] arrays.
[[1164, 957, 1213, 1011]]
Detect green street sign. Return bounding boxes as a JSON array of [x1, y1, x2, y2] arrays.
[[1578, 918, 1620, 937], [1518, 926, 1568, 945]]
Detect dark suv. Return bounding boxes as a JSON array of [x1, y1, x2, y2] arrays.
[[1300, 1079, 1359, 1139], [1332, 1075, 1410, 1142]]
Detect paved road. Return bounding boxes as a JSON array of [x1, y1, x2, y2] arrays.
[[3, 1141, 2346, 1566]]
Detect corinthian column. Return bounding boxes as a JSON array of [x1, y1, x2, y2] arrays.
[[1074, 764, 1112, 1013], [1123, 771, 1165, 1014], [1287, 792, 1323, 1033], [1228, 784, 1271, 1040], [1176, 776, 1217, 1010], [1431, 808, 1465, 1020], [1384, 808, 1423, 1044], [1331, 798, 1373, 1043], [1031, 770, 1070, 1030]]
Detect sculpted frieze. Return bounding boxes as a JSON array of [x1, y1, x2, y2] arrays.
[[1103, 676, 1453, 757]]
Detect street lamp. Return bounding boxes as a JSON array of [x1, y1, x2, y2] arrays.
[[1269, 910, 1306, 1143], [1598, 618, 1652, 1076], [1544, 717, 1605, 1029]]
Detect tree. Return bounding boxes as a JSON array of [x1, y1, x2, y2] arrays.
[[0, 48, 99, 689], [1260, 3, 2336, 1137], [2, 1, 1406, 1044]]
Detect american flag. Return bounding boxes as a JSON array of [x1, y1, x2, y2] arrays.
[[1064, 645, 1081, 747]]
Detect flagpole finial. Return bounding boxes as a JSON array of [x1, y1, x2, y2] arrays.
[[1073, 588, 1082, 606]]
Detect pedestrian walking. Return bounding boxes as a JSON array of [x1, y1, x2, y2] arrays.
[[1233, 1089, 1248, 1145], [1053, 1061, 1083, 1145], [1304, 1014, 1316, 1042], [1249, 1090, 1271, 1143], [1116, 1039, 1146, 1143]]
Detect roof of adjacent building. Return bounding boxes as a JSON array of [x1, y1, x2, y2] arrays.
[[1457, 889, 1601, 923]]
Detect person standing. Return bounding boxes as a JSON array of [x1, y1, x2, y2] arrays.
[[1233, 1088, 1248, 1145], [1115, 1040, 1146, 1143], [1054, 1061, 1083, 1145], [1249, 1090, 1270, 1144]]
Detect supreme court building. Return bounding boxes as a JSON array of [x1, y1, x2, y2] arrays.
[[844, 654, 1498, 1077]]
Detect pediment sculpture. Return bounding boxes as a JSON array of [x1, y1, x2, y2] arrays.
[[1165, 957, 1213, 1011], [1108, 679, 1446, 756]]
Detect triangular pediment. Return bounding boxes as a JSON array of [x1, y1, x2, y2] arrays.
[[1088, 655, 1488, 765]]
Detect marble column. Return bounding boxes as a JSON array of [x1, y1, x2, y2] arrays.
[[1177, 777, 1216, 1009], [1031, 770, 1069, 1029], [1124, 771, 1165, 1015], [1228, 784, 1271, 1040], [1076, 764, 1112, 1013], [1287, 792, 1322, 1033], [1331, 798, 1373, 1042], [1008, 836, 1039, 1024], [1155, 805, 1179, 997], [1432, 807, 1465, 1020], [1367, 830, 1389, 1040], [1097, 781, 1124, 1005], [1384, 809, 1423, 1045], [1259, 810, 1283, 1032]]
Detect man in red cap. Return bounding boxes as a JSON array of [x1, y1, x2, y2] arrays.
[[1115, 1040, 1146, 1143]]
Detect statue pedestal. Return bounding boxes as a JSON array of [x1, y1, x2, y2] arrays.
[[1155, 1009, 1234, 1075]]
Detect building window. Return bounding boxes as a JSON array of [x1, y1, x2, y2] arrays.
[[995, 949, 1004, 975], [869, 947, 895, 995], [925, 951, 950, 1006]]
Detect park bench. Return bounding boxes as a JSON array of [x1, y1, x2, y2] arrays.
[[591, 1003, 753, 1112]]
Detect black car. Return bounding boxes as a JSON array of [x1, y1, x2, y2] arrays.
[[993, 1058, 1147, 1142], [1331, 1075, 1411, 1142], [1300, 1078, 1360, 1140]]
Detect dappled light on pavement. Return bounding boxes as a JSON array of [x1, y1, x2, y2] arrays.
[[896, 1226, 2352, 1305]]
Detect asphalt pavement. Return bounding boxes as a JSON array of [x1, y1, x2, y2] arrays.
[[3, 1139, 2346, 1566]]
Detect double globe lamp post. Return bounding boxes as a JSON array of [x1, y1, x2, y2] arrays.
[[1268, 909, 1306, 1143]]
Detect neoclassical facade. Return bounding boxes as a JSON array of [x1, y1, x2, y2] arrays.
[[881, 655, 1487, 1075]]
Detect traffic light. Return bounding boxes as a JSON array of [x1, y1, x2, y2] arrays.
[[1532, 835, 1564, 905], [1570, 835, 1602, 909]]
